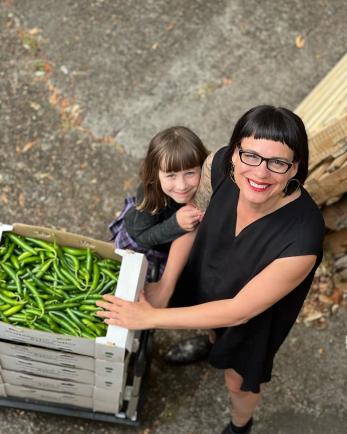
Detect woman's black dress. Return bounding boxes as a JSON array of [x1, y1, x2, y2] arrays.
[[172, 147, 325, 393]]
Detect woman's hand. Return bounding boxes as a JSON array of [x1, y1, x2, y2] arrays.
[[96, 292, 155, 330], [176, 204, 204, 231]]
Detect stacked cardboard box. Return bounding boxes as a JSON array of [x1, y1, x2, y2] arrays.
[[0, 223, 148, 415]]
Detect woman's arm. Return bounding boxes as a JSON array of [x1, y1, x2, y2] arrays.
[[96, 255, 317, 330]]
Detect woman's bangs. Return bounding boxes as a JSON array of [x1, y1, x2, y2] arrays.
[[243, 117, 291, 148]]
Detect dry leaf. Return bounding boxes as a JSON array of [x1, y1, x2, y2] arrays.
[[304, 311, 323, 323], [0, 193, 9, 204], [151, 42, 160, 50], [295, 35, 305, 48], [49, 88, 60, 106], [22, 141, 35, 153], [16, 141, 35, 154], [28, 27, 41, 36], [18, 192, 25, 208], [165, 22, 176, 32], [318, 294, 334, 305], [30, 102, 41, 111], [34, 172, 54, 181], [222, 77, 232, 86], [331, 287, 343, 305]]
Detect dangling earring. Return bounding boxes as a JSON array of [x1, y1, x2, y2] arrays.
[[229, 162, 236, 184], [283, 178, 301, 196]]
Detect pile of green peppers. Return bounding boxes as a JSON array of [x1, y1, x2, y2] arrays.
[[0, 232, 120, 339]]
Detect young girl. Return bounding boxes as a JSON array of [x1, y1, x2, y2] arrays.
[[109, 126, 209, 280]]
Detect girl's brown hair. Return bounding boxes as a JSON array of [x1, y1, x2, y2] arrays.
[[138, 126, 209, 214]]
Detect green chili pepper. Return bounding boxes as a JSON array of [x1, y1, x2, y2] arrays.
[[0, 289, 18, 298], [79, 305, 100, 312], [82, 318, 104, 335], [71, 309, 98, 321], [60, 267, 83, 290], [1, 242, 15, 263], [62, 246, 87, 256], [1, 263, 22, 294], [17, 251, 33, 262], [99, 279, 117, 295], [8, 314, 30, 323], [20, 256, 41, 265], [7, 234, 37, 255], [45, 302, 79, 311], [98, 267, 118, 281], [9, 254, 20, 270], [23, 307, 43, 316], [31, 321, 52, 333], [3, 304, 26, 317], [0, 293, 20, 306], [23, 279, 45, 315], [90, 263, 100, 291], [25, 237, 57, 255], [35, 259, 54, 278], [48, 312, 80, 336]]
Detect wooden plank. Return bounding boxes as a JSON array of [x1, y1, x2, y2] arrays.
[[295, 53, 347, 134], [322, 196, 347, 231], [295, 53, 347, 178], [304, 159, 347, 206]]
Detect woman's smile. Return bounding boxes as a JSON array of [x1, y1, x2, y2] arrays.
[[247, 178, 272, 192]]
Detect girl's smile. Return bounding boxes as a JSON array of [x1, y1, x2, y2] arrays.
[[158, 166, 201, 203]]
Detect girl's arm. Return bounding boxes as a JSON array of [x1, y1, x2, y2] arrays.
[[145, 230, 197, 307], [124, 205, 187, 248], [96, 255, 317, 330]]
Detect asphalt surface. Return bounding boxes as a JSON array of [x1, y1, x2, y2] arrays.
[[0, 0, 346, 433]]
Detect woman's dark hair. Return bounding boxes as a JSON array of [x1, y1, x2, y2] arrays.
[[138, 126, 209, 213], [223, 105, 309, 195]]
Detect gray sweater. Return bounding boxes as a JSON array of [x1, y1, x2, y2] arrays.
[[124, 187, 187, 252]]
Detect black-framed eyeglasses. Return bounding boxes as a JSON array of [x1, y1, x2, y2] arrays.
[[238, 147, 293, 174]]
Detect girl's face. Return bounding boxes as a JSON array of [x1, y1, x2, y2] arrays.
[[158, 166, 201, 203], [232, 136, 298, 211]]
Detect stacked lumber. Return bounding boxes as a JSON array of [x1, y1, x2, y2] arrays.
[[295, 53, 347, 301]]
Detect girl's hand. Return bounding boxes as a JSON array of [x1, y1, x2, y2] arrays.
[[176, 204, 204, 231], [96, 292, 155, 330]]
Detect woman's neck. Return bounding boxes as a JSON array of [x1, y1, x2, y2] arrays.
[[238, 189, 301, 220]]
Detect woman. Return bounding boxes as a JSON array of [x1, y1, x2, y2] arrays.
[[97, 105, 325, 434]]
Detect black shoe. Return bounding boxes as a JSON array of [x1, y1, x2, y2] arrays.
[[164, 335, 212, 365], [221, 418, 253, 434]]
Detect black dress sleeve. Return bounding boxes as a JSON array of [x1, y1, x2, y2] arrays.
[[278, 191, 325, 259]]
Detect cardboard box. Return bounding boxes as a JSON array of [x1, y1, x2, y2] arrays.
[[0, 384, 6, 397], [95, 351, 130, 380], [0, 341, 95, 371], [4, 383, 93, 409], [0, 354, 94, 384], [93, 386, 122, 414], [1, 369, 94, 396], [0, 223, 147, 360]]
